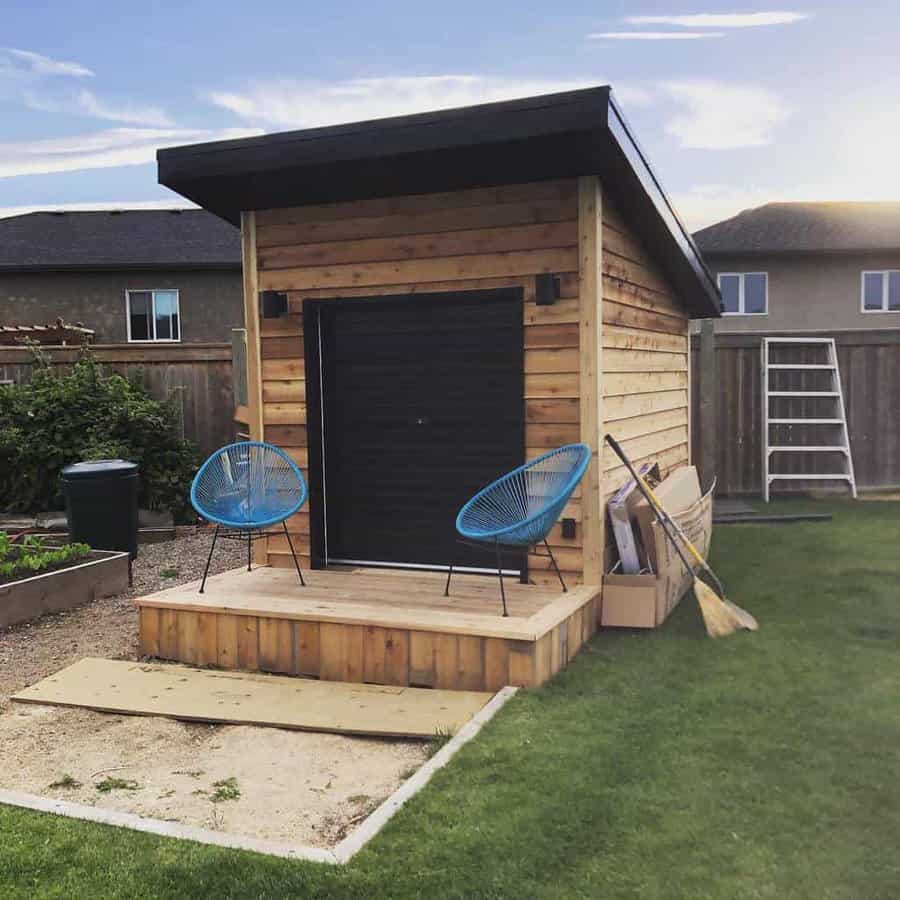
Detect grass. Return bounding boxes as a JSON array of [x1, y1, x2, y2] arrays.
[[94, 777, 140, 794], [47, 774, 81, 790], [425, 725, 454, 759], [1, 499, 898, 898], [209, 778, 241, 804]]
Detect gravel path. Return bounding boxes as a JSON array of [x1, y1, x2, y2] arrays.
[[0, 533, 244, 710]]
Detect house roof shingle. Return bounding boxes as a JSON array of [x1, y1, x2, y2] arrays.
[[0, 209, 241, 271], [694, 202, 900, 256]]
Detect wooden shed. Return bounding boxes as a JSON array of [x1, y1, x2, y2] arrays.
[[143, 87, 719, 690]]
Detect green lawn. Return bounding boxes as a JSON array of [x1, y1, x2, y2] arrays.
[[2, 500, 899, 899]]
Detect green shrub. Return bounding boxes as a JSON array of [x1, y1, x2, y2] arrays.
[[0, 345, 199, 519]]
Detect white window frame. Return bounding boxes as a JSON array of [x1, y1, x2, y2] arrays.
[[125, 289, 181, 342], [717, 272, 768, 317], [860, 270, 900, 314]]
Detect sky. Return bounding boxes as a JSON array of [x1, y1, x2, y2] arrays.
[[2, 1, 899, 230]]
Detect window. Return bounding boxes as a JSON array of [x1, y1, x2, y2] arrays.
[[861, 271, 900, 313], [126, 289, 180, 341], [717, 272, 768, 315]]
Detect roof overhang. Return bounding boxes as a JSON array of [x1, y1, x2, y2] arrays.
[[158, 87, 720, 318]]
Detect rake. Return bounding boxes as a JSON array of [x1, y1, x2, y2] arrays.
[[605, 434, 758, 638]]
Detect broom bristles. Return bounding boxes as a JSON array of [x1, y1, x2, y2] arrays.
[[693, 577, 759, 639]]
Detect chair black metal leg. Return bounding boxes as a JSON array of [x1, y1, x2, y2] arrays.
[[199, 525, 219, 594], [495, 539, 508, 617], [247, 529, 252, 572], [543, 538, 567, 593], [444, 561, 454, 597], [282, 521, 306, 586]]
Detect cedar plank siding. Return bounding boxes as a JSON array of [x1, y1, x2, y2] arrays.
[[600, 188, 691, 497], [249, 179, 583, 586], [244, 179, 691, 585]]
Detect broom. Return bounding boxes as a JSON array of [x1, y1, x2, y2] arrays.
[[605, 434, 758, 638]]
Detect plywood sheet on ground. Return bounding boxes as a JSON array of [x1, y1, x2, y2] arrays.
[[12, 658, 492, 739]]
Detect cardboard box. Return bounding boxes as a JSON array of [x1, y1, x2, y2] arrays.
[[601, 484, 713, 629], [607, 463, 658, 574], [601, 573, 665, 628], [633, 466, 701, 571]]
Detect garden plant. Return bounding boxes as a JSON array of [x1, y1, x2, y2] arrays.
[[0, 344, 199, 519], [0, 532, 91, 586]]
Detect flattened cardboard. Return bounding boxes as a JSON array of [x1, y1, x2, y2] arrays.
[[602, 484, 714, 629]]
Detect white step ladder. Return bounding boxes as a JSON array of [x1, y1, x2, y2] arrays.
[[761, 337, 857, 502]]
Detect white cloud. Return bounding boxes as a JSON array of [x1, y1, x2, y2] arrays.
[[25, 88, 174, 127], [588, 31, 724, 40], [3, 47, 94, 78], [207, 74, 652, 128], [660, 81, 789, 149], [2, 48, 171, 127], [0, 200, 197, 219], [0, 126, 263, 178], [671, 184, 782, 230], [626, 12, 809, 28]]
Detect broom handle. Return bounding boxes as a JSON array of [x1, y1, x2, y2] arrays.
[[604, 434, 698, 576]]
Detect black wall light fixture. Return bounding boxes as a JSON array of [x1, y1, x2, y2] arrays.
[[561, 518, 577, 540], [535, 273, 561, 306], [260, 290, 288, 318]]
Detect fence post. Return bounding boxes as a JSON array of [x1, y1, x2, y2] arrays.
[[698, 319, 717, 493]]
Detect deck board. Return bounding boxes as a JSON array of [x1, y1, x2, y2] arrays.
[[137, 568, 561, 639], [12, 658, 491, 739], [135, 566, 600, 690]]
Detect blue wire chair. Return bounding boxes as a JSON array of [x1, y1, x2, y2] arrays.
[[191, 441, 308, 593], [445, 443, 591, 615]]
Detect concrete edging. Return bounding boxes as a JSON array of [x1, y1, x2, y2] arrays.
[[332, 685, 518, 862], [0, 685, 519, 865]]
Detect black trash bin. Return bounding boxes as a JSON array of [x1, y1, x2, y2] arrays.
[[61, 460, 140, 560]]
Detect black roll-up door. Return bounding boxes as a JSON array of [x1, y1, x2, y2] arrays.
[[316, 289, 524, 569]]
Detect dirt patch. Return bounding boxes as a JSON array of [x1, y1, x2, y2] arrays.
[[0, 704, 426, 847], [0, 533, 429, 848], [0, 533, 244, 711]]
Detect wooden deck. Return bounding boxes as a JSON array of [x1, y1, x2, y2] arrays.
[[135, 566, 601, 691]]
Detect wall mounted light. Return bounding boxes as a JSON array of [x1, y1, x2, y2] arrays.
[[535, 274, 561, 306], [260, 290, 288, 318], [561, 518, 577, 540]]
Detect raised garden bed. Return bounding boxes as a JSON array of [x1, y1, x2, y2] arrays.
[[0, 549, 130, 630]]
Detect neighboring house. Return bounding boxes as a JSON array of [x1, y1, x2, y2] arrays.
[[693, 202, 900, 332], [0, 209, 243, 342]]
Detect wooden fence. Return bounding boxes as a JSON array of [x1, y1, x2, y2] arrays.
[[4, 333, 896, 497], [691, 328, 900, 495], [0, 343, 236, 460]]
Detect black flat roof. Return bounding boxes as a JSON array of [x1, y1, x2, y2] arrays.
[[157, 87, 719, 317]]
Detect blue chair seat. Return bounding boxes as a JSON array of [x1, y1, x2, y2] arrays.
[[190, 441, 308, 592], [448, 443, 592, 614]]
